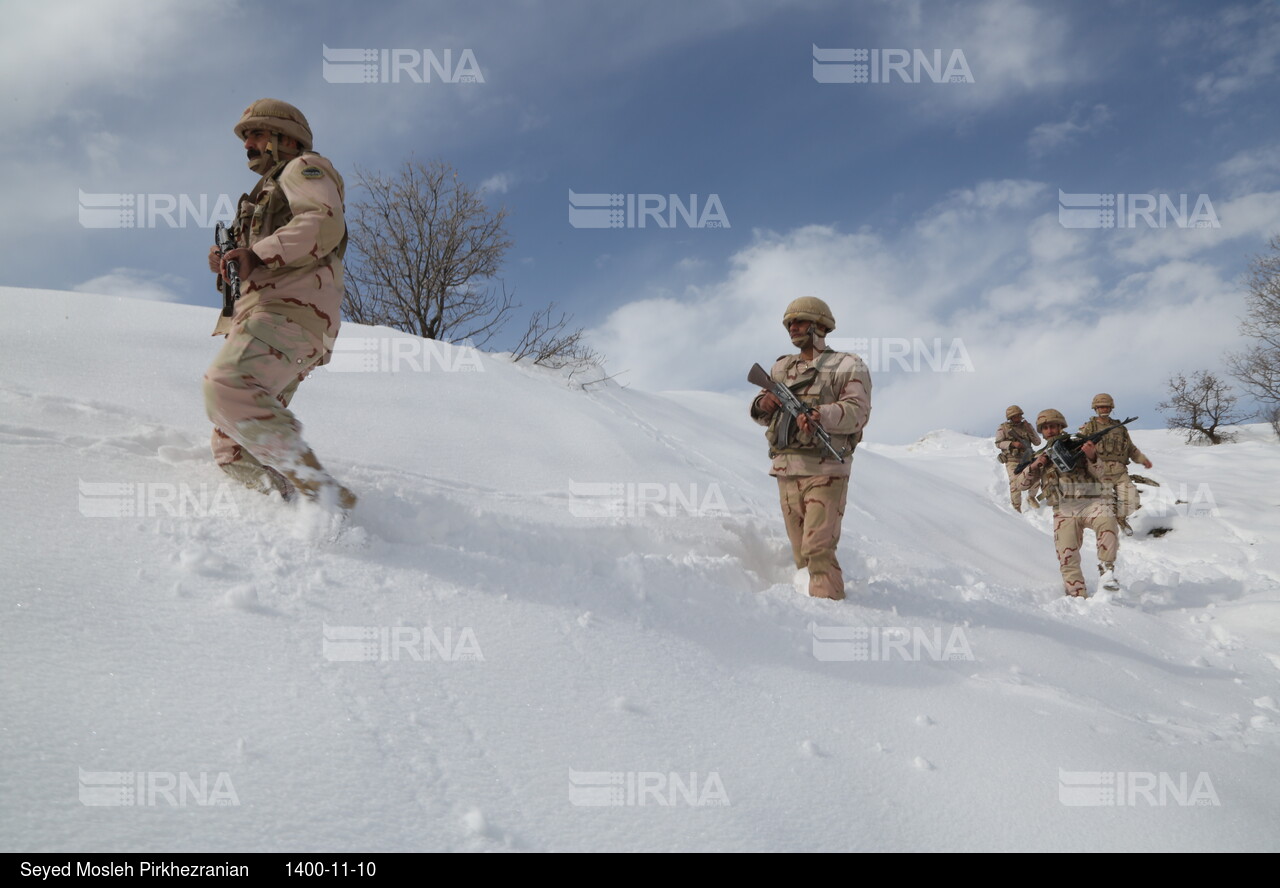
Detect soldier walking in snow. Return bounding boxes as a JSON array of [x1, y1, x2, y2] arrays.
[[750, 298, 872, 600], [995, 405, 1041, 512], [203, 99, 355, 512], [1019, 409, 1120, 597], [1079, 393, 1152, 536]]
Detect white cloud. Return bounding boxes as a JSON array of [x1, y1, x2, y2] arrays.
[[0, 0, 224, 141], [1027, 103, 1111, 157], [1181, 2, 1280, 111], [910, 0, 1080, 112], [1216, 146, 1280, 195], [588, 178, 1257, 442], [1108, 191, 1280, 266], [480, 172, 517, 194], [74, 268, 188, 303]]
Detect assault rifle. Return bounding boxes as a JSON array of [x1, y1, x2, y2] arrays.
[[1015, 416, 1138, 475], [748, 362, 847, 464], [214, 221, 240, 318]]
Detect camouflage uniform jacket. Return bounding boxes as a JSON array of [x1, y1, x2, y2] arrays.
[[213, 151, 347, 354], [749, 348, 872, 478], [1019, 435, 1108, 508], [994, 419, 1040, 464], [1078, 416, 1148, 479]]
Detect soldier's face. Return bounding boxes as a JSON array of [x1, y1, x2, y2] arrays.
[[1041, 423, 1064, 437], [1097, 405, 1112, 416], [243, 129, 271, 160]]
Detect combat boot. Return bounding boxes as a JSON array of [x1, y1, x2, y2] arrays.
[[279, 449, 357, 512], [1118, 518, 1134, 537], [219, 460, 295, 501], [1098, 563, 1120, 592]]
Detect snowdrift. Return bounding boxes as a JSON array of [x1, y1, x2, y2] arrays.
[[1, 287, 1278, 852]]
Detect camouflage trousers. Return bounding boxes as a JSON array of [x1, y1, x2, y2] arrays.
[[1100, 463, 1141, 521], [203, 313, 325, 486], [1005, 460, 1040, 511], [778, 475, 849, 600], [1052, 498, 1119, 597]]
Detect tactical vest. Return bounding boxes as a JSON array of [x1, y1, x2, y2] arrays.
[[234, 156, 348, 260], [765, 350, 861, 458], [1035, 435, 1109, 507], [996, 421, 1036, 463], [1080, 417, 1128, 462]]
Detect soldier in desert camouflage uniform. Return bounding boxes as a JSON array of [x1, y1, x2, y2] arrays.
[[204, 98, 355, 511], [1079, 393, 1152, 536], [995, 405, 1041, 512], [1019, 409, 1120, 597], [750, 297, 872, 601]]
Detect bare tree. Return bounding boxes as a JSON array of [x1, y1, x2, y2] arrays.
[[1266, 403, 1280, 441], [344, 159, 514, 347], [344, 158, 595, 367], [1226, 234, 1280, 414], [1157, 371, 1248, 444], [509, 303, 599, 370]]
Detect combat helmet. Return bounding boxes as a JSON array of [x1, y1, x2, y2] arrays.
[[1091, 392, 1115, 410], [1036, 408, 1067, 430], [782, 297, 836, 333], [1006, 405, 1024, 420], [234, 99, 313, 150]]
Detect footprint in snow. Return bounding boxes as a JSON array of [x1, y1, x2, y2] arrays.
[[799, 740, 827, 758], [611, 697, 647, 715]]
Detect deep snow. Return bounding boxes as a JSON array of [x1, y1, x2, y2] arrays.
[[1, 287, 1278, 852]]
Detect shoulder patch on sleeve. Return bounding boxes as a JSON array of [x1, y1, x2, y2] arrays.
[[300, 166, 325, 179]]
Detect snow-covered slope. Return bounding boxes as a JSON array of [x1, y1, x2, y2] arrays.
[[2, 287, 1278, 852]]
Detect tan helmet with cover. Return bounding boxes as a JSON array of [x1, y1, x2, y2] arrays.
[[782, 297, 836, 333], [1036, 408, 1067, 430], [1006, 405, 1024, 420], [234, 99, 313, 150], [1092, 392, 1115, 410]]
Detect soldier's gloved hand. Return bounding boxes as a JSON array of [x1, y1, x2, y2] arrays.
[[220, 247, 260, 278], [758, 392, 781, 414], [207, 245, 221, 274]]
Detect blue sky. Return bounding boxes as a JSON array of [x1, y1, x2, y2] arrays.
[[3, 0, 1279, 442]]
